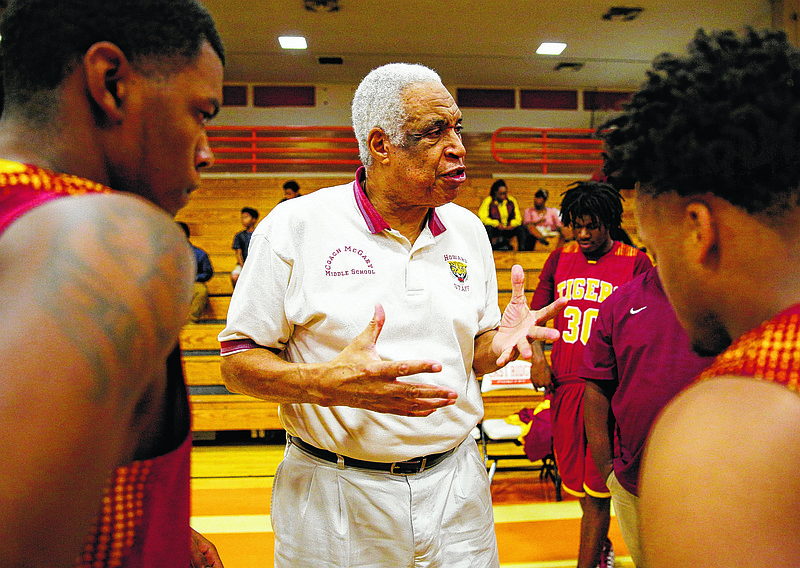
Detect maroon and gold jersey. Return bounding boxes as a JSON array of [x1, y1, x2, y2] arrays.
[[0, 159, 112, 228], [531, 241, 652, 383], [696, 304, 800, 394], [0, 160, 192, 568]]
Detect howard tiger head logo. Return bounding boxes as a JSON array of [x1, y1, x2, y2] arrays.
[[449, 260, 467, 282], [444, 254, 470, 292]]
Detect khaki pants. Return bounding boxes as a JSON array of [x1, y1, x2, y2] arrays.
[[272, 436, 499, 568], [607, 470, 645, 567], [189, 282, 209, 322]]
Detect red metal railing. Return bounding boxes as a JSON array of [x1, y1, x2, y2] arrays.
[[491, 127, 603, 174], [205, 125, 604, 174], [206, 125, 361, 173]]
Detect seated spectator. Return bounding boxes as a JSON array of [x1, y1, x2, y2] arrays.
[[478, 179, 527, 250], [280, 180, 302, 202], [178, 222, 214, 322], [231, 206, 259, 288], [522, 188, 566, 249]]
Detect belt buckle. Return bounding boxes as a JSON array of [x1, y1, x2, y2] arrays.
[[390, 457, 426, 475]]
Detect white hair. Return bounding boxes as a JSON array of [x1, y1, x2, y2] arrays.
[[351, 63, 443, 166]]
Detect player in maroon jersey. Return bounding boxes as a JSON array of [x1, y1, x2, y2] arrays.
[[0, 1, 225, 566], [601, 28, 800, 568], [530, 181, 652, 568]]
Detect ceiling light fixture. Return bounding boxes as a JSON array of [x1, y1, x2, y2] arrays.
[[536, 42, 567, 56], [279, 36, 308, 50]]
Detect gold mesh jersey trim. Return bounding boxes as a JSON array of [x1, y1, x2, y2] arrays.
[[697, 311, 800, 394], [0, 159, 111, 195], [76, 460, 153, 568]]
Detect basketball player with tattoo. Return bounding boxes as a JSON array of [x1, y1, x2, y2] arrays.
[[0, 1, 226, 566]]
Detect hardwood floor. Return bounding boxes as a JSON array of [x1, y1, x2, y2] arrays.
[[190, 434, 633, 567]]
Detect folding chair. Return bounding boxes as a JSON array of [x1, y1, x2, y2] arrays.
[[478, 360, 562, 500]]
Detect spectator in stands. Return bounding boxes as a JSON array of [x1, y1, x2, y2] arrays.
[[529, 180, 652, 568], [0, 1, 225, 567], [280, 179, 302, 202], [581, 267, 714, 566], [218, 62, 567, 568], [601, 27, 800, 567], [230, 206, 259, 287], [522, 188, 566, 249], [178, 222, 215, 323], [479, 178, 528, 250]]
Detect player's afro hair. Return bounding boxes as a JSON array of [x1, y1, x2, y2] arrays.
[[559, 180, 624, 231], [601, 28, 800, 215]]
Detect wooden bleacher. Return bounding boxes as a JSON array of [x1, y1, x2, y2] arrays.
[[178, 172, 641, 434]]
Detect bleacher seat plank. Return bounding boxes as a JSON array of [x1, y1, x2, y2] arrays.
[[189, 236, 236, 255], [183, 355, 223, 385], [206, 276, 233, 296], [203, 296, 231, 320], [187, 228, 241, 241], [208, 254, 238, 273], [190, 394, 282, 431], [190, 391, 542, 432], [186, 375, 544, 432], [181, 323, 225, 351], [492, 250, 551, 270], [177, 209, 249, 228], [482, 389, 545, 420]]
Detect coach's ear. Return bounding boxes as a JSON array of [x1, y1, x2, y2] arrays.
[[684, 200, 719, 270], [82, 41, 133, 125], [367, 127, 391, 166]]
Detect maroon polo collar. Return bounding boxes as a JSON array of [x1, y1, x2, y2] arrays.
[[353, 166, 447, 237]]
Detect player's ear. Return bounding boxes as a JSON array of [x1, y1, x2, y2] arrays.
[[368, 128, 391, 165], [82, 41, 133, 125], [684, 200, 718, 269]]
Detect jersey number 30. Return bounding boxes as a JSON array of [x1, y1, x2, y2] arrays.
[[561, 306, 599, 345]]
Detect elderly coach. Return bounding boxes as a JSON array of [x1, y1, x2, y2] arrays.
[[218, 63, 566, 567]]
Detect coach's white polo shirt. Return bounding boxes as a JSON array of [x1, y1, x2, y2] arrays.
[[219, 169, 501, 462]]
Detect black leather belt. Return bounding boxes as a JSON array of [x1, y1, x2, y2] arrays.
[[289, 435, 457, 475]]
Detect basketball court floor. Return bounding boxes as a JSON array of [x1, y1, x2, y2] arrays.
[[190, 434, 633, 567]]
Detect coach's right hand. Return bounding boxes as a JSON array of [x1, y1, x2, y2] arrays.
[[321, 303, 456, 416]]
